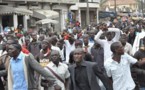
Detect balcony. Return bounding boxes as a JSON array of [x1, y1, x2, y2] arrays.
[[3, 0, 79, 4]]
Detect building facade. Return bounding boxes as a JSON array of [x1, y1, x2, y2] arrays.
[[102, 0, 138, 12], [0, 0, 78, 32], [70, 0, 100, 28]]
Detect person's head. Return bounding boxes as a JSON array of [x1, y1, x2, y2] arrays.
[[111, 42, 124, 55], [119, 34, 128, 46], [75, 40, 83, 48], [68, 34, 75, 42], [73, 48, 84, 63], [48, 31, 52, 36], [106, 32, 113, 41], [129, 27, 135, 34], [25, 37, 30, 44], [6, 39, 18, 49], [31, 32, 37, 41], [102, 23, 108, 31], [50, 50, 61, 64], [94, 41, 101, 48], [56, 39, 64, 50], [89, 30, 95, 39], [41, 39, 51, 50], [99, 23, 103, 30], [82, 34, 89, 45], [50, 35, 58, 46], [38, 34, 45, 41], [18, 24, 23, 30], [7, 43, 22, 58]]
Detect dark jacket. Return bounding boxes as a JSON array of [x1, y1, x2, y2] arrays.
[[68, 61, 113, 90], [133, 50, 145, 87]]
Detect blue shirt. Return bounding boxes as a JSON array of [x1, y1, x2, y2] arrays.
[[10, 52, 27, 90]]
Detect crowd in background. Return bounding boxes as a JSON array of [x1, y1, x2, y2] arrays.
[[0, 15, 145, 90]]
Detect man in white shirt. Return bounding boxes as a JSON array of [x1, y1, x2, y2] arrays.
[[94, 27, 121, 61], [43, 50, 70, 90], [104, 42, 145, 90], [64, 34, 75, 63]]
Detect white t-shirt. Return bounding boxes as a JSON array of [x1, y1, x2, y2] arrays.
[[104, 53, 137, 90], [94, 28, 121, 61], [64, 40, 75, 63]]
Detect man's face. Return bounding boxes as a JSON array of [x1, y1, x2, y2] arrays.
[[41, 41, 49, 50], [120, 38, 127, 46], [50, 51, 60, 63], [73, 50, 83, 63], [69, 34, 75, 41], [7, 45, 18, 57], [89, 31, 95, 38], [106, 32, 113, 41], [38, 36, 45, 41], [116, 43, 124, 55], [57, 42, 63, 49], [103, 24, 107, 30], [83, 37, 89, 44], [129, 28, 135, 34], [31, 33, 37, 40]]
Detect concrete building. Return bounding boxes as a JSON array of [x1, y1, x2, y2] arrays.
[[70, 0, 100, 28], [102, 0, 138, 12], [0, 0, 78, 32]]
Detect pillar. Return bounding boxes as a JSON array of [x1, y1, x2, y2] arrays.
[[23, 15, 29, 31], [96, 8, 99, 24], [0, 16, 2, 25], [0, 16, 2, 33], [78, 8, 81, 27], [61, 10, 67, 31], [13, 14, 18, 29]]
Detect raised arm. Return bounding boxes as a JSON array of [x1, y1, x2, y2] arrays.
[[94, 30, 106, 47], [108, 28, 121, 41]]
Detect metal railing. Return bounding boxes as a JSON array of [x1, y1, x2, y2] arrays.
[[3, 0, 79, 3]]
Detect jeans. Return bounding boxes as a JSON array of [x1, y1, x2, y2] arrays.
[[140, 87, 145, 90]]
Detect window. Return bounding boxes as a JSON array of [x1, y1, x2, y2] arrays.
[[80, 0, 86, 2]]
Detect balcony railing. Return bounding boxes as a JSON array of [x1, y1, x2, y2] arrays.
[[3, 0, 79, 4]]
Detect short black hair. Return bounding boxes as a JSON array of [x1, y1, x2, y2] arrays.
[[11, 43, 22, 51], [110, 42, 121, 53]]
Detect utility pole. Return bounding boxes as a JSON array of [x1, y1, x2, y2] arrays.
[[141, 0, 144, 17], [114, 0, 117, 14], [86, 0, 90, 26]]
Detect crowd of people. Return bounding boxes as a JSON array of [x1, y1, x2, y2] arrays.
[[0, 16, 145, 90]]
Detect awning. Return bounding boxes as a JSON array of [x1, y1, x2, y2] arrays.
[[33, 10, 59, 19], [0, 6, 33, 15], [35, 19, 58, 24]]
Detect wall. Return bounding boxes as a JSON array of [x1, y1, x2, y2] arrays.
[[52, 4, 69, 32]]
